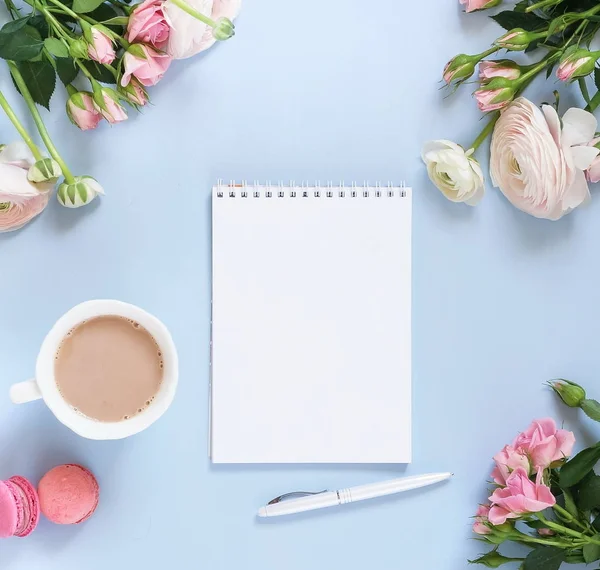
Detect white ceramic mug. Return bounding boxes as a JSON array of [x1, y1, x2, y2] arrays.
[[9, 300, 178, 440]]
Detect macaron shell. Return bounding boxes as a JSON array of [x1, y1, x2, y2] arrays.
[[38, 464, 99, 525], [7, 476, 40, 537], [0, 481, 18, 538]]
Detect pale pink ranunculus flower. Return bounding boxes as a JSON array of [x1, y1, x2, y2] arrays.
[[88, 27, 116, 64], [0, 142, 51, 233], [165, 0, 241, 59], [472, 504, 492, 535], [586, 137, 600, 183], [513, 418, 575, 469], [66, 92, 103, 131], [126, 0, 171, 49], [479, 61, 520, 82], [121, 44, 172, 87], [488, 468, 556, 525], [491, 445, 530, 485], [490, 97, 600, 220], [460, 0, 500, 12]]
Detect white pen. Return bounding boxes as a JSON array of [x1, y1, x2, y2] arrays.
[[257, 472, 452, 518]]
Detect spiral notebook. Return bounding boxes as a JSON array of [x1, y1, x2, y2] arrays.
[[210, 182, 412, 463]]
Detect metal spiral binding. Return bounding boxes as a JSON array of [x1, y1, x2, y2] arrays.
[[215, 179, 407, 198]]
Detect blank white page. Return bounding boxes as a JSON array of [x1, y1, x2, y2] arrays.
[[211, 184, 411, 463]]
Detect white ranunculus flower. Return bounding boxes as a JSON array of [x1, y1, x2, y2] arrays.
[[421, 139, 485, 205], [165, 0, 241, 60], [490, 97, 599, 220]]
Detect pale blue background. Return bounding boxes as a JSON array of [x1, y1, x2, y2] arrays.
[[0, 1, 599, 568]]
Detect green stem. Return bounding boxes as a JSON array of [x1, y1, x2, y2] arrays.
[[107, 0, 131, 14], [468, 112, 500, 152], [525, 0, 564, 12], [7, 61, 75, 183], [552, 504, 589, 532], [43, 0, 80, 20], [536, 513, 600, 545], [579, 77, 591, 105], [586, 90, 600, 112], [0, 90, 43, 160], [167, 0, 217, 27]]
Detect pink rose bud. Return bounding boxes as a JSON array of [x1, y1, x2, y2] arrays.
[[587, 138, 600, 183], [126, 0, 171, 49], [491, 445, 530, 486], [474, 78, 516, 112], [472, 504, 492, 535], [460, 0, 502, 12], [557, 48, 599, 82], [443, 54, 478, 85], [119, 79, 149, 107], [93, 87, 128, 124], [495, 28, 537, 51], [537, 528, 556, 537], [121, 44, 172, 87], [66, 92, 103, 131], [549, 379, 586, 408], [479, 60, 521, 82], [87, 26, 116, 64]]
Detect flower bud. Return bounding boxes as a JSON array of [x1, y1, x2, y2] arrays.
[[118, 79, 149, 107], [69, 37, 90, 60], [92, 87, 128, 124], [479, 60, 521, 83], [538, 528, 555, 536], [474, 77, 516, 112], [443, 54, 478, 85], [557, 48, 600, 82], [57, 176, 104, 208], [212, 16, 235, 41], [495, 28, 536, 51], [67, 91, 103, 131], [27, 158, 62, 185], [550, 379, 586, 408], [86, 25, 116, 65], [462, 0, 502, 12]]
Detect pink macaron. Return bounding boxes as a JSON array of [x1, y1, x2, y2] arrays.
[[38, 464, 99, 525], [0, 476, 40, 538]]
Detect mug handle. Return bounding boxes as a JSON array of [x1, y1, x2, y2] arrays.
[[10, 379, 42, 404]]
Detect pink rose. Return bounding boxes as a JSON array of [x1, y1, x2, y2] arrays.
[[491, 445, 530, 485], [66, 92, 103, 131], [488, 468, 556, 525], [479, 60, 521, 82], [88, 27, 116, 64], [121, 44, 172, 87], [586, 138, 600, 183], [513, 418, 575, 469], [490, 98, 600, 220], [473, 504, 492, 535], [460, 0, 501, 12], [126, 0, 171, 49], [0, 142, 50, 233], [94, 88, 128, 124]]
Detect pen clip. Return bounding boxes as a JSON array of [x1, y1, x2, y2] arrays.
[[267, 490, 329, 505]]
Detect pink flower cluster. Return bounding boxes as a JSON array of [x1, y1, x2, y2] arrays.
[[473, 419, 575, 534]]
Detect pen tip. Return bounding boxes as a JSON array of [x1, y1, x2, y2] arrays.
[[258, 507, 267, 518]]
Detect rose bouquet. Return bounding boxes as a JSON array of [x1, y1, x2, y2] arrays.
[[471, 380, 600, 569], [0, 0, 239, 231], [422, 0, 600, 221]]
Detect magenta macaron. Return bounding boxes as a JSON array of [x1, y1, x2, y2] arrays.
[[38, 464, 99, 525], [0, 476, 41, 538]]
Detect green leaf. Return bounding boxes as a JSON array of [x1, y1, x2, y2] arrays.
[[16, 61, 56, 110], [594, 67, 600, 91], [584, 540, 600, 564], [28, 15, 50, 38], [56, 57, 78, 85], [99, 15, 129, 26], [582, 399, 600, 422], [524, 520, 550, 530], [88, 3, 125, 32], [72, 0, 106, 13], [559, 444, 600, 488], [0, 17, 30, 34], [82, 60, 116, 84], [490, 11, 547, 32], [562, 488, 578, 517], [523, 546, 565, 570], [0, 26, 44, 61], [592, 512, 600, 531], [577, 474, 600, 511], [44, 38, 69, 58]]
